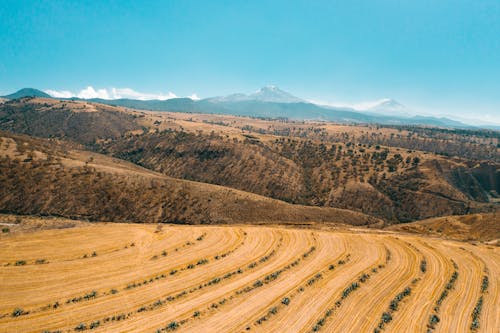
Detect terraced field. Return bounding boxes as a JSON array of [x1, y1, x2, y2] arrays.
[[0, 223, 498, 333]]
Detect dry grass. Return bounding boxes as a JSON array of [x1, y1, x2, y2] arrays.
[[0, 220, 498, 332], [387, 213, 500, 243]]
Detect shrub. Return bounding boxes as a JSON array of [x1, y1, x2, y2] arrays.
[[381, 312, 392, 324], [15, 260, 26, 266], [1, 227, 9, 233], [12, 308, 24, 317], [89, 320, 100, 329], [470, 296, 483, 331], [166, 321, 179, 331], [428, 314, 439, 328], [281, 297, 290, 305], [481, 276, 489, 293], [420, 260, 427, 273], [74, 323, 86, 331]]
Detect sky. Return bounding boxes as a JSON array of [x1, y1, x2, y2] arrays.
[[1, 0, 499, 124]]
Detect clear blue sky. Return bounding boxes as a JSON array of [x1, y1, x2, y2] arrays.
[[1, 0, 499, 123]]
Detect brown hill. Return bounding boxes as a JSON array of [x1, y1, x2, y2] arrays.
[[99, 129, 498, 222], [0, 98, 498, 223], [387, 213, 500, 242], [0, 97, 141, 144], [0, 132, 380, 226]]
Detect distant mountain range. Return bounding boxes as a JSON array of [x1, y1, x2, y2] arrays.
[[1, 87, 491, 129]]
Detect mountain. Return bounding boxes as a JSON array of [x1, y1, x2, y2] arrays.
[[365, 98, 412, 117], [208, 86, 304, 103], [2, 88, 51, 99], [248, 85, 305, 103]]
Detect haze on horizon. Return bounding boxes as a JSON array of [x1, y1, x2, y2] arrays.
[[1, 0, 499, 124]]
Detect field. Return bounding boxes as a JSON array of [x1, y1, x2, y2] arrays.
[[1, 220, 498, 333]]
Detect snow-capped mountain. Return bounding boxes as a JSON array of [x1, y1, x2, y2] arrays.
[[248, 86, 304, 103], [209, 86, 304, 103], [364, 98, 412, 117]]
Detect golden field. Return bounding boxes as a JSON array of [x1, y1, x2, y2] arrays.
[[0, 220, 498, 333]]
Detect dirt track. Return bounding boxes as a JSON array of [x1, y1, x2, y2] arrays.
[[0, 223, 498, 333]]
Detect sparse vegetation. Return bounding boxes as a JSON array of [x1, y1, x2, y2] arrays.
[[470, 296, 483, 331], [12, 308, 25, 317], [375, 287, 412, 331], [420, 259, 427, 273]]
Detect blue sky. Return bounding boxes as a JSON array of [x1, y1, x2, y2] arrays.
[[1, 0, 499, 123]]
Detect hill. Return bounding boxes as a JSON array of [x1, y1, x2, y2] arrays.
[[0, 131, 380, 226], [387, 213, 500, 243], [0, 97, 142, 144], [2, 88, 51, 99], [0, 98, 497, 223]]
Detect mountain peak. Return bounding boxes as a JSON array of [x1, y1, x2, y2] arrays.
[[372, 98, 405, 109], [3, 88, 52, 99], [249, 86, 303, 103], [208, 86, 304, 103], [366, 98, 411, 117]]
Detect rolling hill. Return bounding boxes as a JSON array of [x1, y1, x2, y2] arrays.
[[0, 98, 497, 223], [0, 131, 380, 226]]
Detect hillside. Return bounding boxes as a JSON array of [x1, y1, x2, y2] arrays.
[[0, 98, 498, 223], [387, 213, 500, 243], [0, 97, 142, 144], [0, 132, 379, 226]]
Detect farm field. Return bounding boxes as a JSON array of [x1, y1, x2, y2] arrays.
[[0, 221, 498, 333]]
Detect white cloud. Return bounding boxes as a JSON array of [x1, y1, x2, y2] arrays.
[[44, 89, 74, 98], [188, 93, 200, 100], [45, 86, 185, 100], [78, 86, 111, 99], [110, 88, 177, 100]]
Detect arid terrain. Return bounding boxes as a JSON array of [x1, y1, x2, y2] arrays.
[[0, 98, 498, 223], [0, 97, 498, 332]]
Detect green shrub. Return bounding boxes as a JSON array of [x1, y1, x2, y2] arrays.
[[12, 308, 24, 317], [74, 323, 86, 331]]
